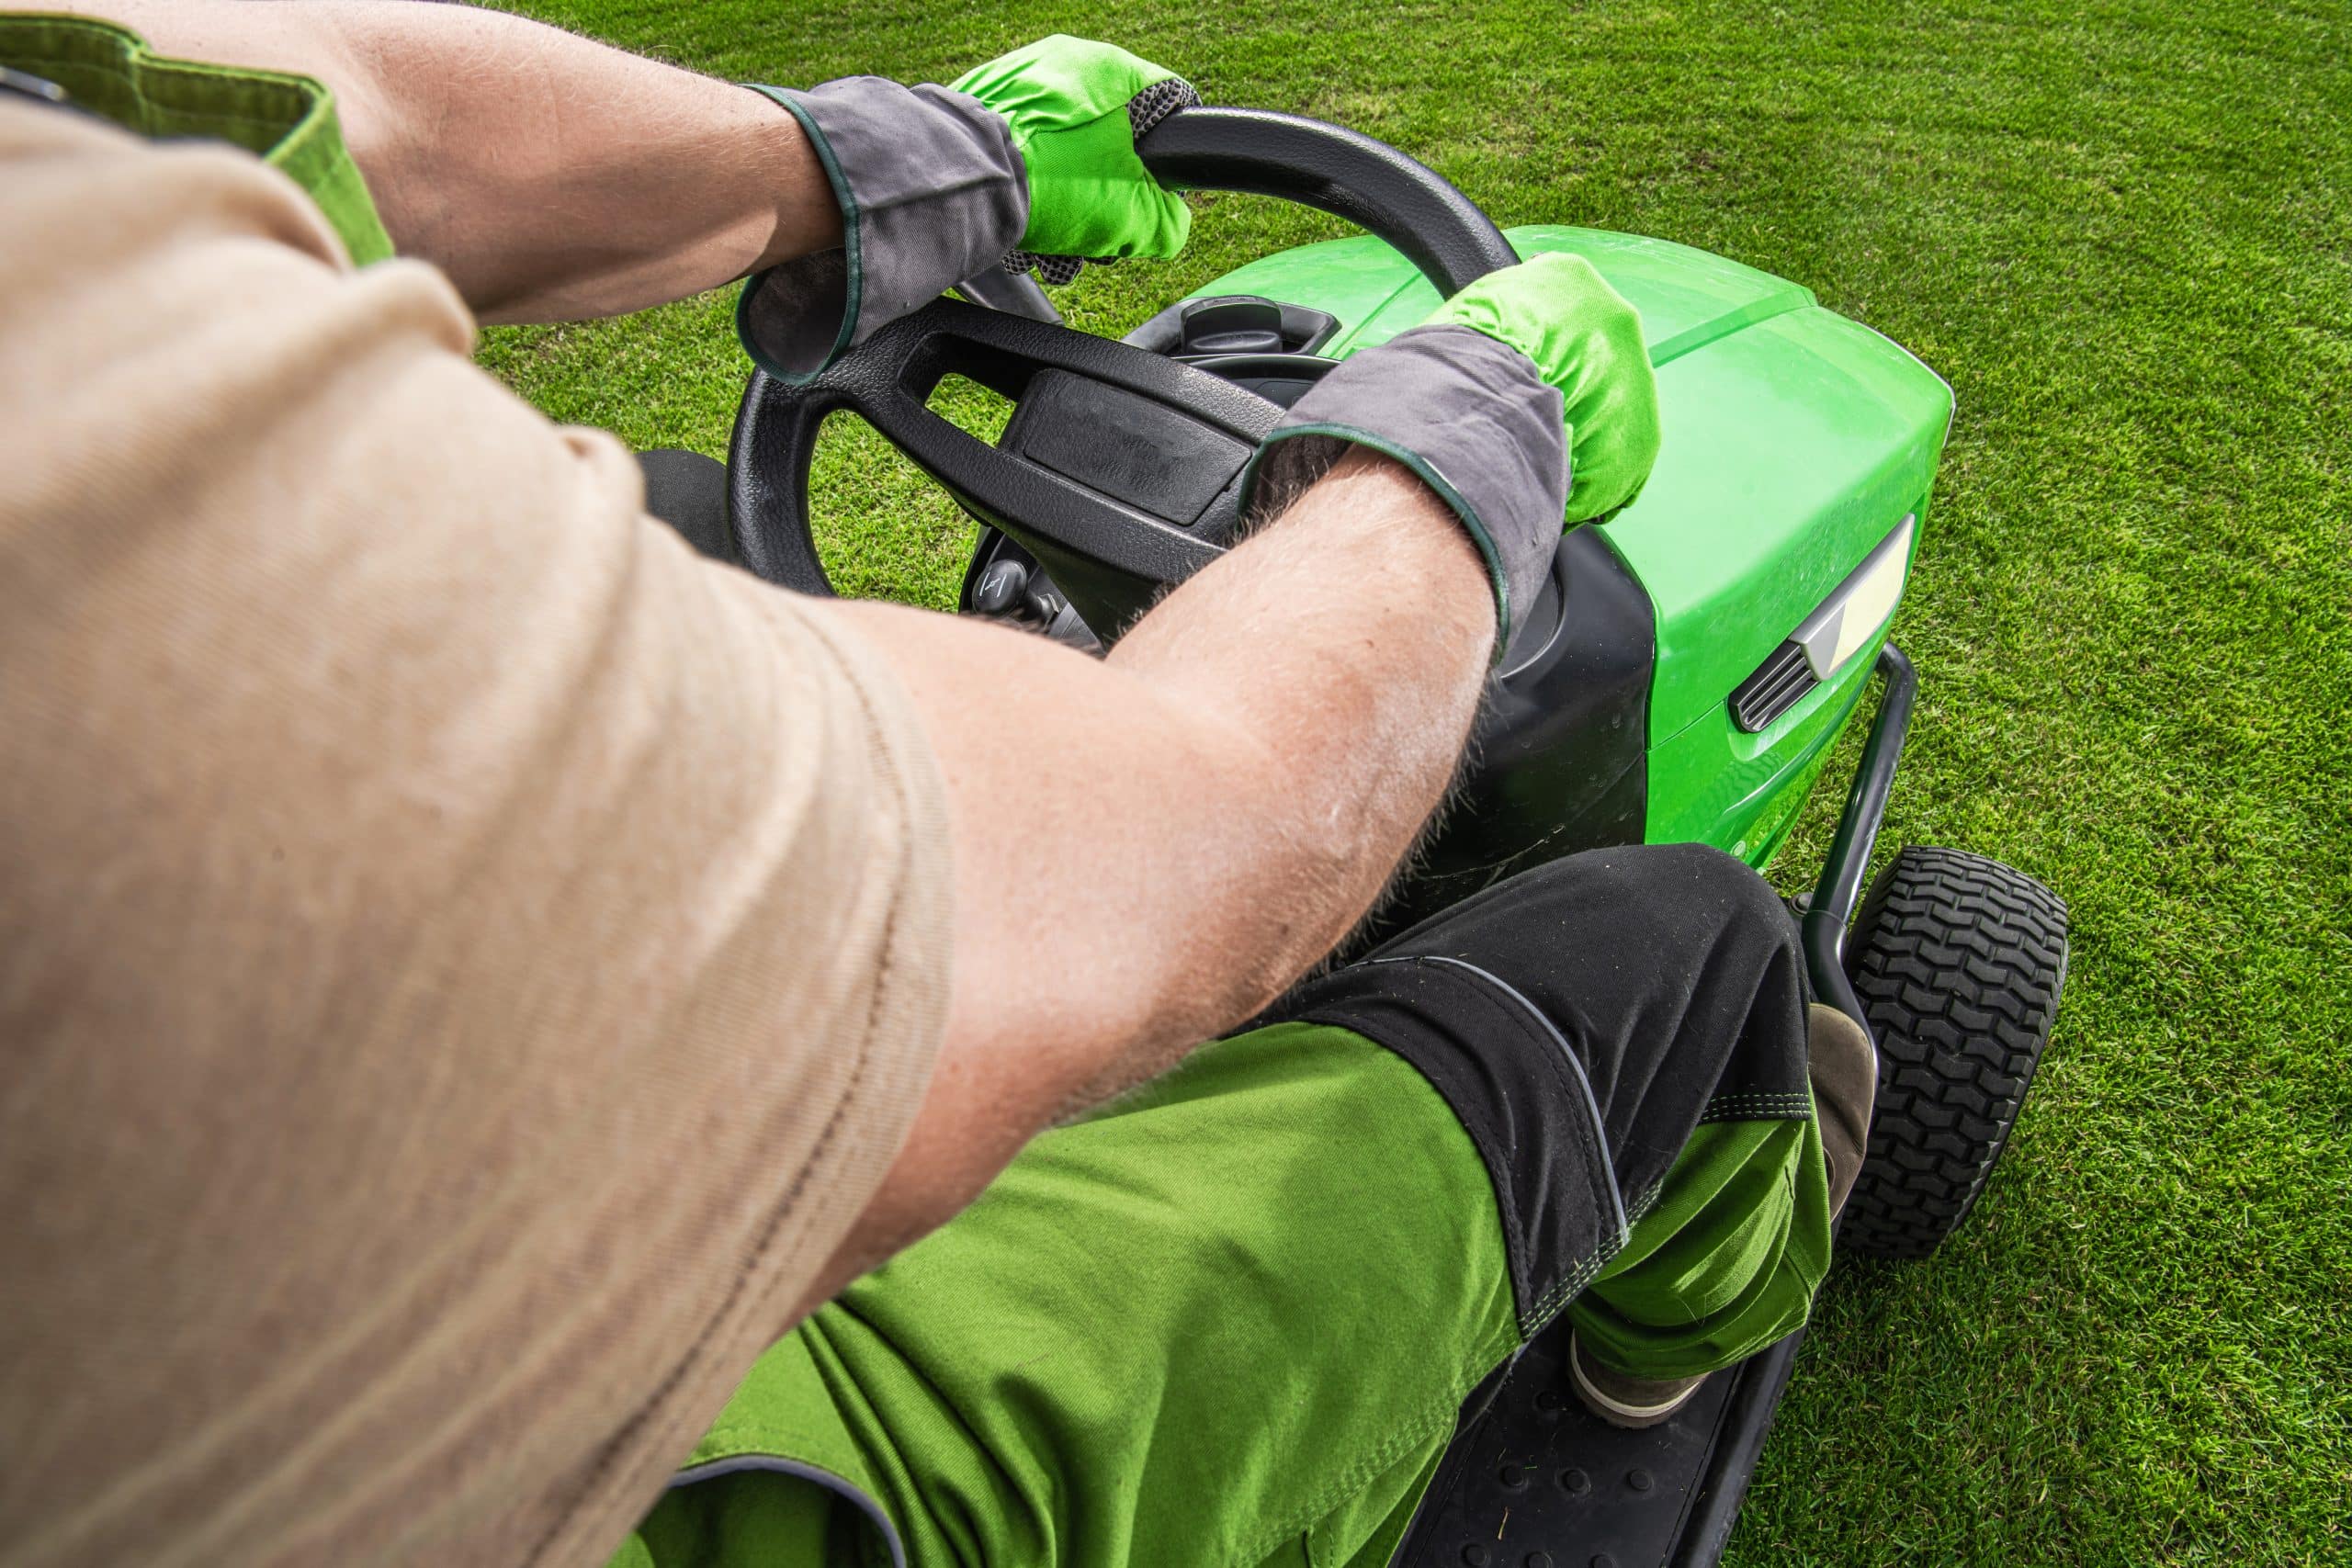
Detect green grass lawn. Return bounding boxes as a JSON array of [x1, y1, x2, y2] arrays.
[[478, 1, 2350, 1561]]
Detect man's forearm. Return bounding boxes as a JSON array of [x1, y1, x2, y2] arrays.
[[1102, 453, 1498, 1028], [69, 1, 839, 321], [809, 452, 1495, 1288]]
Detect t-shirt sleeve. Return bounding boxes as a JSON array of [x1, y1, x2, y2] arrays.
[[0, 102, 952, 1566]]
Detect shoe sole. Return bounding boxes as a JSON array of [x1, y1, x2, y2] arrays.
[[1567, 1337, 1702, 1429]]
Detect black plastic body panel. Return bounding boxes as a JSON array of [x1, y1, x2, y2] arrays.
[[1169, 352, 1340, 409], [1377, 528, 1655, 931]]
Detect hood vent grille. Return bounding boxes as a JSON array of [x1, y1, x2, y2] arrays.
[[1730, 641, 1817, 732], [1728, 513, 1917, 734]]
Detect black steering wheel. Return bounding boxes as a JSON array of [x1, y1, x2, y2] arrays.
[[727, 107, 1519, 637]]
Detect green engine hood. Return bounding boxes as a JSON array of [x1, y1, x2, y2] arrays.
[[1188, 226, 1953, 743]]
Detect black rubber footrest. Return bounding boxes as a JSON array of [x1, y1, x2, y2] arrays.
[[1394, 1323, 1804, 1568]]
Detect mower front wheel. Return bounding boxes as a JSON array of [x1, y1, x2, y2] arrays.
[[1838, 846, 2069, 1258]]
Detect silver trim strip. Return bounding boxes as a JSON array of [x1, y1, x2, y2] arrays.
[[1792, 514, 1915, 679]]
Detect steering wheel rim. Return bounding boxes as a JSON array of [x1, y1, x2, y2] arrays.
[[1134, 107, 1516, 296], [728, 107, 1520, 626]]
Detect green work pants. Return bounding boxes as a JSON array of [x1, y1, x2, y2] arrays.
[[610, 1019, 1826, 1568]]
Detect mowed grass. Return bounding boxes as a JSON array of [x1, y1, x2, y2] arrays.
[[476, 2, 2351, 1562]]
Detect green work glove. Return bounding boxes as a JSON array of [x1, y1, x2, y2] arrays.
[[737, 38, 1196, 381], [952, 35, 1196, 278], [1241, 254, 1660, 656], [1423, 252, 1662, 525]]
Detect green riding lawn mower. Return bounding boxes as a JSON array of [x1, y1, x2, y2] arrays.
[[718, 105, 2071, 1568]]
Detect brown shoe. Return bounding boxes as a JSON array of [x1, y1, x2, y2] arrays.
[[1807, 1003, 1878, 1219], [1567, 1010, 1876, 1430], [1568, 1332, 1706, 1428]]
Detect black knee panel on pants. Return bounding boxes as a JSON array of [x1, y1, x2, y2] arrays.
[[1268, 845, 1814, 1337]]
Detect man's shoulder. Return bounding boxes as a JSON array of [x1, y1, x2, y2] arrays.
[[0, 89, 349, 281]]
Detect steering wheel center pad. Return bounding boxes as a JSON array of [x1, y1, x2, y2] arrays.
[[730, 298, 1287, 630]]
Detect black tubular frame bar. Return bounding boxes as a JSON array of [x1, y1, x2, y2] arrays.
[[1801, 641, 1917, 1037]]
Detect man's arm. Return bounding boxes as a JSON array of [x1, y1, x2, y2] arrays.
[[802, 451, 1496, 1293], [70, 5, 1637, 1300], [66, 0, 842, 321], [798, 245, 1657, 1293]]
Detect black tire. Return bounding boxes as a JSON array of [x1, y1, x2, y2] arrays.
[[1838, 846, 2069, 1258]]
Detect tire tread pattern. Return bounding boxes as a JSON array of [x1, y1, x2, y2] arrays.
[[1839, 846, 2069, 1258]]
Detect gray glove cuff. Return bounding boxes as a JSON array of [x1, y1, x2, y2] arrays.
[[737, 78, 1027, 381], [1238, 324, 1567, 658]]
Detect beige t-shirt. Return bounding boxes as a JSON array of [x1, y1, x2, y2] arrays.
[[0, 100, 952, 1565]]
